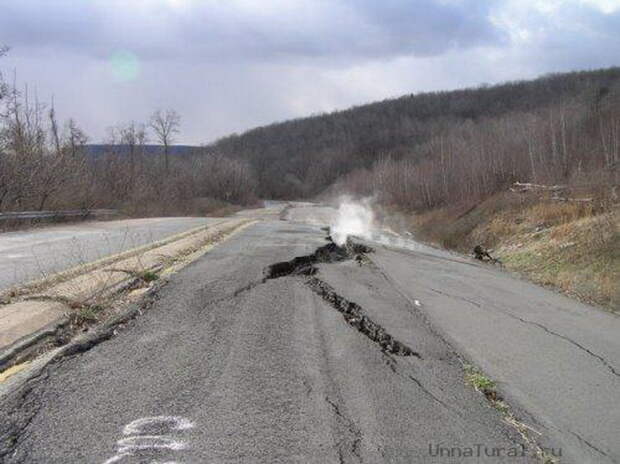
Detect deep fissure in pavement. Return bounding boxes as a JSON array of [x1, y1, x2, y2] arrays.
[[264, 240, 419, 357], [307, 277, 419, 357], [264, 241, 371, 279]]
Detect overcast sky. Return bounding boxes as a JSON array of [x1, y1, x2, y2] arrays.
[[1, 0, 619, 144]]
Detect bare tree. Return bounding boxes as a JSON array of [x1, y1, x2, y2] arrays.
[[149, 109, 180, 174], [49, 98, 61, 156], [65, 119, 88, 158], [0, 46, 8, 103]]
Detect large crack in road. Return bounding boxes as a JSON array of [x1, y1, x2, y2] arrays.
[[0, 221, 550, 463], [264, 240, 419, 357], [1, 239, 419, 463]]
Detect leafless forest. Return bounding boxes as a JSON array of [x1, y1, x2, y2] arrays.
[[215, 68, 619, 210], [0, 48, 257, 216], [1, 42, 619, 216]]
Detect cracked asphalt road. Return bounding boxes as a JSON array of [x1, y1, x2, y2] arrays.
[[0, 220, 535, 463], [369, 244, 620, 464], [0, 217, 220, 291]]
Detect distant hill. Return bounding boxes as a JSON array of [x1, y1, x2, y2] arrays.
[[208, 67, 620, 199], [85, 144, 199, 157]]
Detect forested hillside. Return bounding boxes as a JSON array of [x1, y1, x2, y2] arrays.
[[213, 68, 620, 205], [84, 144, 197, 158]]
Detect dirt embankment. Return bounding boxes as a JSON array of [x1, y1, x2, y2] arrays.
[[408, 192, 619, 312]]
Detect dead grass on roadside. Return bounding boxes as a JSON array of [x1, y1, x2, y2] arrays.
[[415, 193, 533, 250], [526, 201, 595, 225], [411, 192, 619, 311], [499, 210, 618, 310]]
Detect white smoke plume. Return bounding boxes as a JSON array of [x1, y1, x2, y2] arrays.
[[330, 196, 376, 246], [326, 196, 451, 258]]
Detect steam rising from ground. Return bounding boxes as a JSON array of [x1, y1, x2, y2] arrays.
[[330, 197, 376, 246], [327, 196, 453, 258], [288, 197, 450, 257]]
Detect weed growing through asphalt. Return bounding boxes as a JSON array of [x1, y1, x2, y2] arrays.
[[140, 270, 159, 283], [463, 363, 560, 463], [71, 303, 105, 326], [464, 364, 497, 399]]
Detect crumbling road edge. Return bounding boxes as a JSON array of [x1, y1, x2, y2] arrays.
[[0, 220, 257, 377]]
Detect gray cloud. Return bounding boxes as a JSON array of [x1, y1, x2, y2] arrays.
[[346, 0, 504, 56], [1, 0, 620, 144], [1, 0, 505, 62], [487, 1, 620, 72]]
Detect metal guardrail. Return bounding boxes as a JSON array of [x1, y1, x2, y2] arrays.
[[0, 209, 118, 222]]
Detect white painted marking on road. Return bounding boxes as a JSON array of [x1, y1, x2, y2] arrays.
[[102, 416, 194, 464], [102, 453, 131, 464], [117, 435, 187, 452], [123, 416, 194, 435]]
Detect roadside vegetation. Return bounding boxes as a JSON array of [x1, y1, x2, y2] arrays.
[[413, 193, 619, 311], [0, 47, 258, 218]]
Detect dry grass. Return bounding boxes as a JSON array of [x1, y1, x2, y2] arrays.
[[499, 210, 618, 310], [526, 201, 595, 226], [415, 193, 533, 250], [413, 193, 619, 311]]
